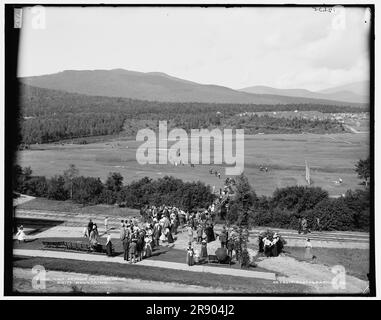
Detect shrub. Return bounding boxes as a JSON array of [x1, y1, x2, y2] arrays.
[[22, 176, 48, 197], [310, 198, 356, 231], [270, 185, 329, 213], [47, 175, 69, 201], [72, 176, 104, 205]]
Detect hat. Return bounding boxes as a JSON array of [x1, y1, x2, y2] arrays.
[[202, 239, 207, 244]]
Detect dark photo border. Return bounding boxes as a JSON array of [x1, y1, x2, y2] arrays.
[[3, 3, 376, 297]]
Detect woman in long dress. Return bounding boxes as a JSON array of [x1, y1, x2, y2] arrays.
[[144, 235, 152, 258], [89, 226, 98, 250], [186, 244, 194, 266], [105, 233, 113, 257], [200, 240, 208, 259], [16, 226, 26, 244], [167, 228, 174, 244], [305, 238, 313, 259]]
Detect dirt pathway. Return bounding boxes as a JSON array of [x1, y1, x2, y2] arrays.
[[256, 255, 368, 294]]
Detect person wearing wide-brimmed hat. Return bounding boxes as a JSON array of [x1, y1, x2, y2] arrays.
[[106, 233, 113, 257], [200, 239, 208, 259]]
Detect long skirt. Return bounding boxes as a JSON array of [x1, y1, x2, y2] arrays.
[[201, 246, 208, 258], [145, 244, 152, 257], [106, 242, 113, 256], [167, 231, 174, 243], [264, 245, 271, 257], [271, 245, 278, 257], [187, 253, 194, 266]]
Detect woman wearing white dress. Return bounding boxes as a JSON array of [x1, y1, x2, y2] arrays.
[[16, 225, 26, 244], [304, 238, 313, 260]]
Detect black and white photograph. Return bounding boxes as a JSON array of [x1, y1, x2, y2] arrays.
[[2, 2, 376, 298]]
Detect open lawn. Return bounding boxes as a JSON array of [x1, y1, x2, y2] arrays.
[[12, 255, 310, 294], [17, 133, 369, 196], [284, 246, 369, 281]]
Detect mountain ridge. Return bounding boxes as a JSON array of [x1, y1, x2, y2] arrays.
[[19, 69, 367, 107], [240, 81, 369, 104]]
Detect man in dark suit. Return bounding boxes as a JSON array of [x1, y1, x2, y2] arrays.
[[87, 219, 93, 238]]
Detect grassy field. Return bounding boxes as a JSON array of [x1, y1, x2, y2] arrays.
[[18, 197, 139, 217], [17, 133, 369, 196], [284, 246, 369, 281], [13, 255, 310, 294]]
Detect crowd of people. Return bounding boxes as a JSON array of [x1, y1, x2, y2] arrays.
[[77, 174, 237, 264], [261, 232, 281, 257], [83, 219, 113, 256], [185, 224, 246, 266]]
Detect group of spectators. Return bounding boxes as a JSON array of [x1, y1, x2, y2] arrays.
[[79, 176, 241, 264], [83, 219, 113, 256], [118, 218, 157, 263], [261, 232, 281, 257], [186, 224, 246, 266], [209, 168, 222, 179], [217, 225, 244, 261]]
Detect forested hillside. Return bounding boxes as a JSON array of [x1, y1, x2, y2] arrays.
[[19, 84, 359, 144]]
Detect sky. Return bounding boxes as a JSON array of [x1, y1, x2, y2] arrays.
[[17, 6, 371, 91]]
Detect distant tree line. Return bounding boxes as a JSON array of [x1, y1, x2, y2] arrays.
[[19, 84, 364, 144], [223, 114, 345, 134], [21, 113, 125, 144], [13, 158, 370, 231]]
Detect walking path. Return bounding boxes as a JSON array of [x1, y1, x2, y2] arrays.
[[13, 249, 277, 281], [16, 209, 369, 249], [256, 255, 368, 294]]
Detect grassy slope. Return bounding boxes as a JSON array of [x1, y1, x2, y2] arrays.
[[284, 246, 369, 281], [13, 255, 309, 294]]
